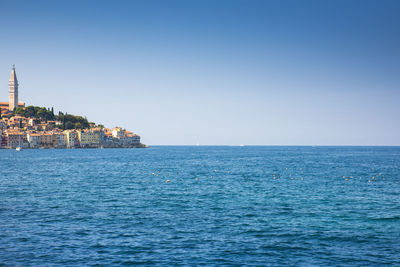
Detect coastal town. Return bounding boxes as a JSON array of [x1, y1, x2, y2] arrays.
[[0, 66, 144, 149]]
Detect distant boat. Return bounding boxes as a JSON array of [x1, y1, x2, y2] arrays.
[[16, 146, 22, 151], [239, 144, 245, 147]]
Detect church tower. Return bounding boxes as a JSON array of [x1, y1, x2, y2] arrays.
[[9, 65, 18, 111]]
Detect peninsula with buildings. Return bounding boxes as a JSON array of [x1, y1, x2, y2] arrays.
[[0, 66, 145, 149]]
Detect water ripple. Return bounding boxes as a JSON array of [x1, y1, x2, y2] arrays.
[[1, 146, 400, 266]]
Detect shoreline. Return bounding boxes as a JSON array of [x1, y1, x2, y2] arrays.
[[0, 144, 148, 149]]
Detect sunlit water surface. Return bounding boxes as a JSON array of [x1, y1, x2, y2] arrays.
[[1, 146, 400, 266]]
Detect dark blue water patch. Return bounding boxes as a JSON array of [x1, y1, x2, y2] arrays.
[[1, 146, 400, 266]]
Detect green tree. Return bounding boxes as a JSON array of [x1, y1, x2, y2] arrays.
[[14, 107, 26, 116], [75, 122, 83, 129], [37, 107, 46, 119], [65, 121, 74, 129], [25, 106, 36, 117]]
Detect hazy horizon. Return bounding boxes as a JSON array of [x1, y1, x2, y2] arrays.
[[1, 0, 399, 145]]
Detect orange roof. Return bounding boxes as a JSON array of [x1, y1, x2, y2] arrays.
[[7, 131, 24, 135], [0, 102, 24, 106]]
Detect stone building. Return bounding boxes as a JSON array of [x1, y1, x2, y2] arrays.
[[9, 65, 19, 111], [0, 65, 24, 115]]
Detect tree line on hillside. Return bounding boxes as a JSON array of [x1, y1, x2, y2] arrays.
[[14, 106, 55, 121], [12, 105, 90, 130]]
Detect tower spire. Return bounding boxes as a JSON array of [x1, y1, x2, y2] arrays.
[[9, 65, 19, 111]]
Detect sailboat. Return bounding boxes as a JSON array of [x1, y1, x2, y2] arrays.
[[16, 134, 22, 151]]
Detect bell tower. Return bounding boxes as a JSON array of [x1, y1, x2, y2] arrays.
[[9, 65, 18, 111]]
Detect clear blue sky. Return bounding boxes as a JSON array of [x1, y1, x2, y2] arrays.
[[0, 0, 399, 145]]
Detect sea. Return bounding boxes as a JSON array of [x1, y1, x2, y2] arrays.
[[1, 146, 399, 266]]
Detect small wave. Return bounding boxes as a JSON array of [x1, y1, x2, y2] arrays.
[[370, 216, 400, 222]]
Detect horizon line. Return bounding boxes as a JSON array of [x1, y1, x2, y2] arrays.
[[147, 144, 400, 147]]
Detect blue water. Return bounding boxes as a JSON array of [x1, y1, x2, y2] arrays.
[[1, 146, 400, 266]]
